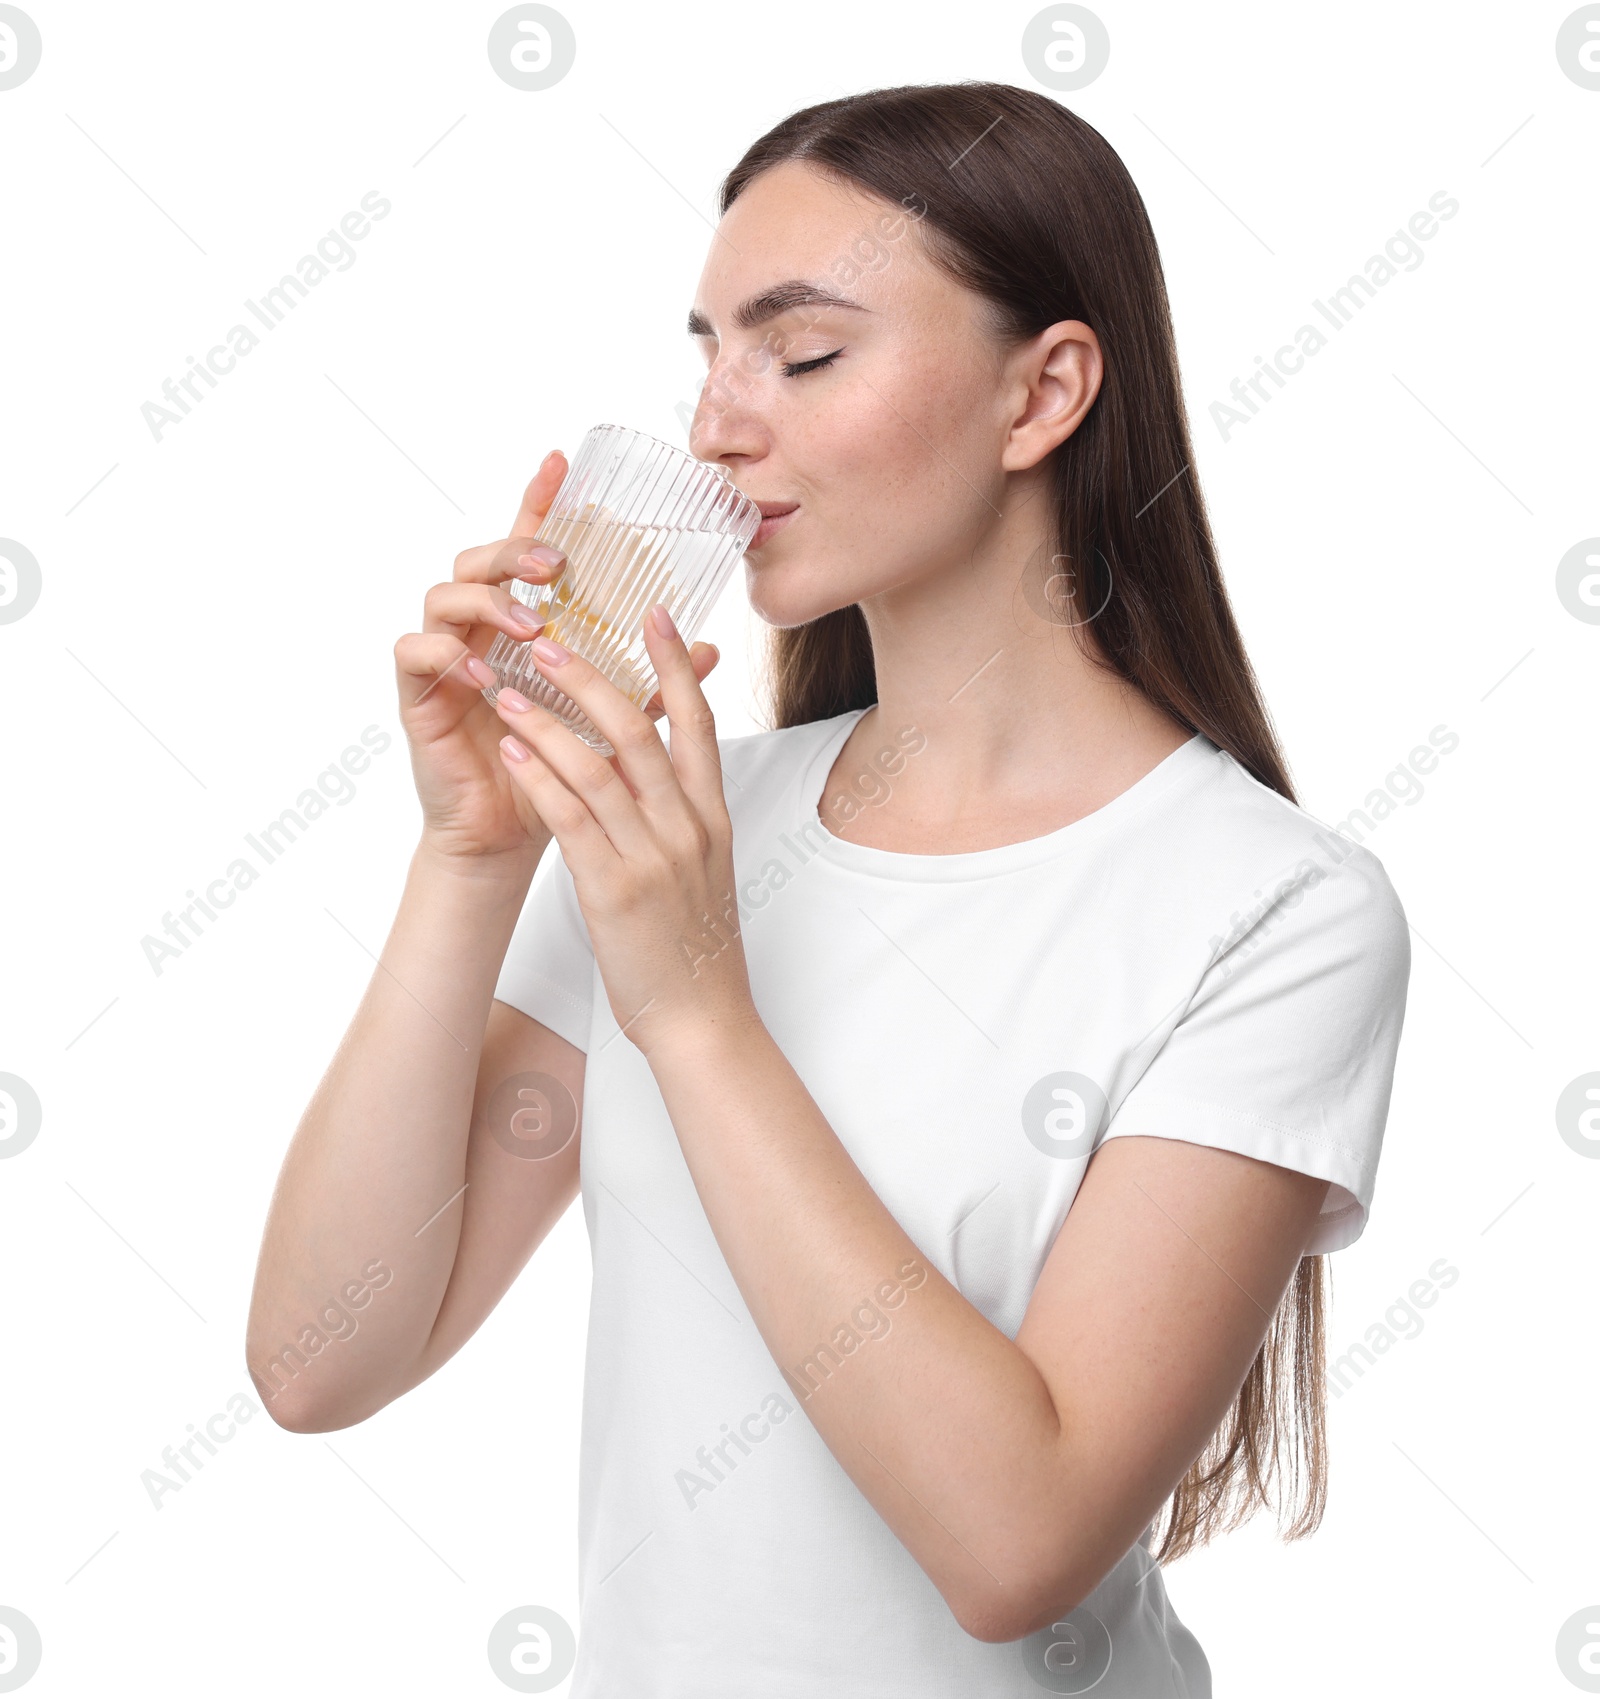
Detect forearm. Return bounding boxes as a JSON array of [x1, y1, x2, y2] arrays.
[[246, 837, 541, 1424], [647, 1017, 1075, 1638]]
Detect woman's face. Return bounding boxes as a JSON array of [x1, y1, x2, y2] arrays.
[[687, 160, 1058, 630]]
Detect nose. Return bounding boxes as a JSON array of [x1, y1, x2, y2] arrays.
[[688, 348, 769, 469]]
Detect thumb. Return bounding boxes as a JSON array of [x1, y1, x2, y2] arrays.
[[508, 450, 567, 542]]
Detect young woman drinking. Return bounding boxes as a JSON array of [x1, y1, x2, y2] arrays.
[[248, 80, 1410, 1697]]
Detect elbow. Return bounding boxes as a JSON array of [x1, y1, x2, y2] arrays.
[[244, 1355, 366, 1435], [953, 1601, 1030, 1646], [955, 1593, 1077, 1648], [252, 1375, 332, 1434], [251, 1375, 385, 1434], [949, 1555, 1099, 1646], [260, 1393, 345, 1435]]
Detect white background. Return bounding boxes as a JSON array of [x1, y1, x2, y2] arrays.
[[1, 1, 1595, 1693]]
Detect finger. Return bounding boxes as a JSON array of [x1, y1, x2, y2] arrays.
[[493, 683, 662, 855], [511, 635, 687, 816], [641, 605, 726, 809], [643, 641, 718, 719], [421, 579, 549, 644], [450, 450, 570, 590], [451, 535, 568, 589], [508, 450, 568, 540], [497, 724, 627, 876], [395, 632, 497, 710]]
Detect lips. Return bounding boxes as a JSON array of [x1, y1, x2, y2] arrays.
[[752, 501, 798, 548]]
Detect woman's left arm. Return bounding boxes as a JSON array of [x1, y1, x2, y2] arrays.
[[492, 611, 1330, 1644], [647, 1028, 1328, 1643]]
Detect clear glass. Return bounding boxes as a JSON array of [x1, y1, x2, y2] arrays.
[[480, 424, 760, 757]]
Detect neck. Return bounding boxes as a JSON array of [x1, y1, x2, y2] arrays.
[[847, 500, 1193, 822]]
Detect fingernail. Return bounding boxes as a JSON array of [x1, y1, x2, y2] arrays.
[[497, 688, 533, 712], [464, 654, 496, 685], [506, 600, 545, 632], [650, 603, 678, 639], [523, 545, 565, 569], [500, 735, 531, 762], [531, 636, 570, 666]]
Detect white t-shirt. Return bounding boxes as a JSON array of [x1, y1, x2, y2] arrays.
[[493, 707, 1410, 1697]]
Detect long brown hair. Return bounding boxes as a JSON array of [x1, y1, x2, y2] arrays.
[[716, 80, 1327, 1564]]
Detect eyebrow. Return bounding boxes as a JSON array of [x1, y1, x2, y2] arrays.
[[686, 280, 871, 338]]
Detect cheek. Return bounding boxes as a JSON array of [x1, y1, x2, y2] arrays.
[[804, 361, 990, 518], [749, 345, 1003, 624], [888, 342, 996, 481]]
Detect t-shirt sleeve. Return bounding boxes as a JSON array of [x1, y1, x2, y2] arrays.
[[492, 844, 596, 1054], [1099, 843, 1411, 1253]]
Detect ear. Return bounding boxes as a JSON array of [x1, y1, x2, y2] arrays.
[[1001, 320, 1104, 472]]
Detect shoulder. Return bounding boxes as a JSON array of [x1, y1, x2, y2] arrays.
[[1159, 740, 1410, 983]]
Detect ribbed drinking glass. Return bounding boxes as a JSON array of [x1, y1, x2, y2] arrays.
[[481, 424, 760, 757]]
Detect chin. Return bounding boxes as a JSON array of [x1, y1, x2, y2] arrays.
[[744, 559, 855, 631]]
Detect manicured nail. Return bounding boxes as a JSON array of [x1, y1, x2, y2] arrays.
[[521, 544, 565, 569], [650, 603, 678, 639], [497, 688, 533, 712], [464, 654, 496, 685], [506, 600, 545, 632], [500, 735, 530, 762], [531, 636, 570, 666]]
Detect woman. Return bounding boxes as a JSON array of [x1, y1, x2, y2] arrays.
[[248, 82, 1410, 1695]]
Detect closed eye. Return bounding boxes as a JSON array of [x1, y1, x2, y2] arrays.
[[780, 348, 844, 378]]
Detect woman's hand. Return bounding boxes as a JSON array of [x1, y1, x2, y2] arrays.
[[489, 604, 758, 1058], [394, 452, 722, 870]]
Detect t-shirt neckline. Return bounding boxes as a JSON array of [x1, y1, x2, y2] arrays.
[[797, 707, 1217, 881]]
